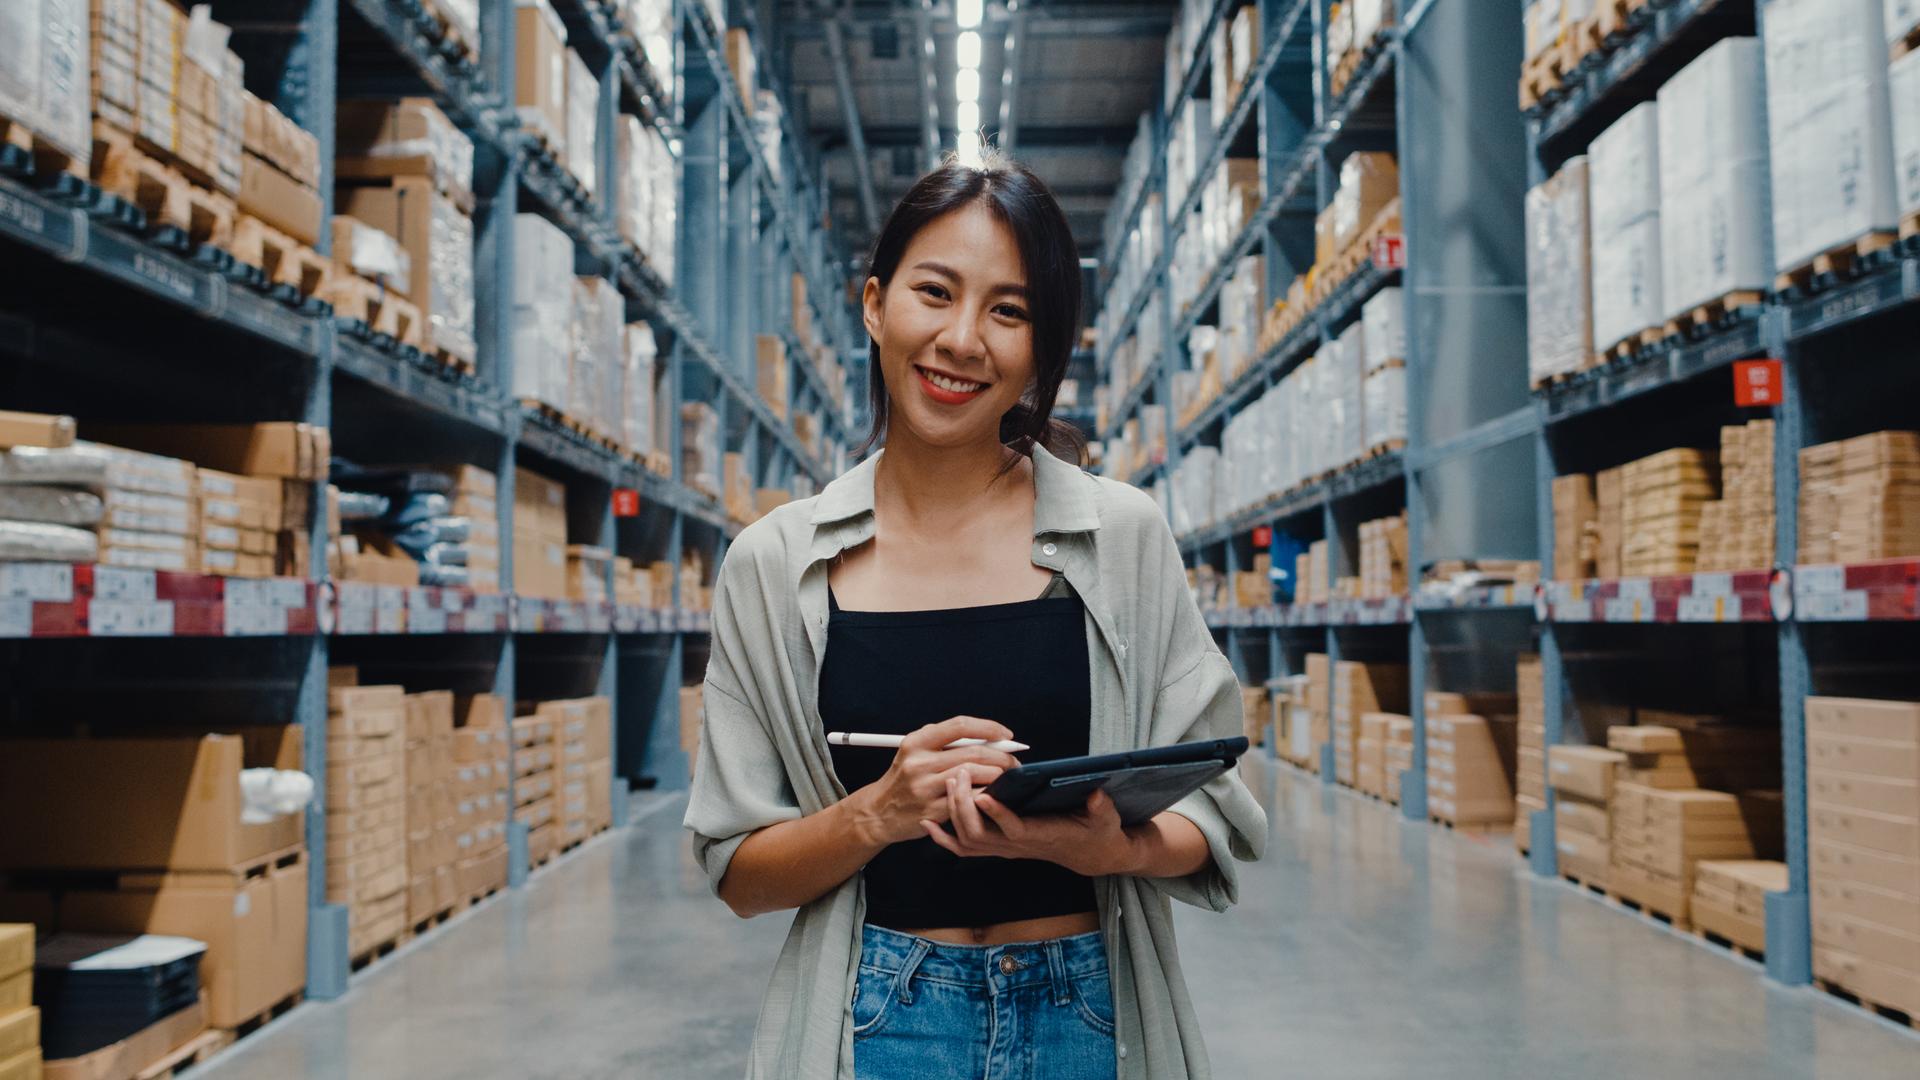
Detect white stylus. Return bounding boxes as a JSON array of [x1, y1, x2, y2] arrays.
[[827, 732, 1030, 753]]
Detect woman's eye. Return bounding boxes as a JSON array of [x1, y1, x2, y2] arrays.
[[994, 304, 1029, 321], [916, 283, 950, 301]]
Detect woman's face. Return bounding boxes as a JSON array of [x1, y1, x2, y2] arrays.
[[862, 202, 1034, 450]]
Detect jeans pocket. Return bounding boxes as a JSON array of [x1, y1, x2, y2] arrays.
[[852, 965, 898, 1039], [1071, 972, 1116, 1036]]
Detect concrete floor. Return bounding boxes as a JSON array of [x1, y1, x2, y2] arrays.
[[193, 756, 1920, 1079]]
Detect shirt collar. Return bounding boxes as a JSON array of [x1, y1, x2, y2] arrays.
[[807, 445, 1102, 536]]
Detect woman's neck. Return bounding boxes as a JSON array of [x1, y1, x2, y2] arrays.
[[874, 430, 1026, 531]]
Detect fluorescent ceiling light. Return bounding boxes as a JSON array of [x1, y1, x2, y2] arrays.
[[955, 67, 980, 103], [956, 100, 980, 132], [956, 0, 982, 30], [957, 30, 982, 68], [957, 130, 983, 167]]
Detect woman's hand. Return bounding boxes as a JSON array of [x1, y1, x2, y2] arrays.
[[844, 716, 1022, 846], [922, 769, 1142, 878]]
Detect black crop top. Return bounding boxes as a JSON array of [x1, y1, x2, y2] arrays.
[[819, 574, 1098, 929]]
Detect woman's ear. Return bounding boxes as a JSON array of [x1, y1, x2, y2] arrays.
[[861, 277, 884, 342]]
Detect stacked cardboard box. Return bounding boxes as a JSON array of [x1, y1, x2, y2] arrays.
[[1588, 102, 1664, 353], [1622, 447, 1719, 576], [0, 728, 307, 1032], [623, 323, 660, 461], [1516, 655, 1546, 853], [1241, 686, 1270, 748], [514, 0, 570, 151], [1549, 745, 1626, 886], [513, 468, 568, 599], [1333, 661, 1408, 788], [615, 116, 677, 283], [195, 468, 280, 579], [0, 439, 195, 570], [437, 465, 499, 593], [565, 48, 597, 194], [1691, 860, 1786, 954], [1657, 39, 1772, 321], [583, 697, 615, 832], [1426, 692, 1520, 827], [510, 213, 576, 414], [512, 711, 558, 867], [1696, 420, 1776, 572], [723, 452, 754, 525], [1305, 654, 1331, 775], [404, 692, 459, 928], [681, 403, 721, 498], [1525, 158, 1593, 386], [1798, 431, 1920, 565], [566, 545, 611, 604], [336, 97, 474, 207], [0, 926, 38, 1080], [756, 335, 790, 420], [1806, 696, 1920, 1018], [1383, 716, 1414, 804], [452, 695, 511, 901], [1606, 723, 1782, 792], [568, 276, 625, 441], [1593, 466, 1624, 579], [338, 175, 477, 368], [1356, 712, 1389, 797], [1358, 512, 1407, 599], [1552, 473, 1597, 581], [7, 0, 88, 175], [1610, 780, 1783, 923], [544, 699, 593, 849], [326, 674, 408, 960], [239, 90, 322, 241]]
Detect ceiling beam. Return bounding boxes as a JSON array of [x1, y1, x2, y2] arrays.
[[817, 123, 1138, 151]]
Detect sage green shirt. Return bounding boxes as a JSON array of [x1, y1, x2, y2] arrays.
[[684, 446, 1268, 1079]]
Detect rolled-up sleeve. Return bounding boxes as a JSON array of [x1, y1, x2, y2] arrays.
[[683, 548, 804, 897], [1141, 523, 1269, 911]]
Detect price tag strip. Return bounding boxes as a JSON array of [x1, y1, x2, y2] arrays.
[[1793, 560, 1920, 622]]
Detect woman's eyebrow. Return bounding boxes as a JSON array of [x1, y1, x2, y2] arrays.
[[909, 260, 1027, 299]]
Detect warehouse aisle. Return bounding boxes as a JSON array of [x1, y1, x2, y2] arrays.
[[193, 761, 1920, 1080]]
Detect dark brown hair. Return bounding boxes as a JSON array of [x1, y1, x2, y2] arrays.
[[858, 150, 1086, 466]]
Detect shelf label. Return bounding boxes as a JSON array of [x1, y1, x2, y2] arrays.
[[612, 488, 641, 517], [376, 607, 405, 634], [1733, 359, 1783, 407], [1554, 599, 1591, 622], [1602, 597, 1647, 623], [1692, 572, 1733, 598], [1794, 565, 1845, 596], [412, 607, 448, 635], [91, 600, 174, 636], [224, 602, 289, 636], [1371, 234, 1405, 271], [0, 599, 32, 637], [1677, 594, 1739, 623], [93, 567, 157, 602], [1798, 590, 1868, 621], [0, 563, 73, 602], [1617, 578, 1653, 602]]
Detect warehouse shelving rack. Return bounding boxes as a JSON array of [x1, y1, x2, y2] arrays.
[[1095, 0, 1536, 819], [0, 0, 855, 1004], [1117, 0, 1920, 1016]]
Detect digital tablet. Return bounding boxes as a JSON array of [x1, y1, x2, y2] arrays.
[[980, 737, 1250, 826]]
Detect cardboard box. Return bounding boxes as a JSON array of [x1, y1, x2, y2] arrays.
[[0, 410, 76, 450], [85, 422, 322, 481], [1813, 875, 1920, 938], [1810, 804, 1920, 860], [515, 0, 570, 149], [1548, 745, 1627, 804], [46, 854, 307, 1028], [1807, 696, 1920, 743], [336, 177, 477, 362], [0, 731, 303, 872], [334, 97, 474, 203], [0, 1008, 35, 1065], [239, 154, 323, 245], [0, 925, 28, 980]]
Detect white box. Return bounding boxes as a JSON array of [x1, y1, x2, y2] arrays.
[[512, 214, 577, 408], [1526, 158, 1593, 383], [1891, 48, 1920, 219], [1364, 363, 1406, 451], [0, 0, 92, 165], [566, 49, 598, 195], [1657, 38, 1772, 315], [1361, 287, 1406, 368], [1765, 0, 1897, 271], [1588, 102, 1663, 350]]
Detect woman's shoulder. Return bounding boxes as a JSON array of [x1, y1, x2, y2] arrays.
[[1083, 473, 1174, 541], [722, 498, 818, 573]]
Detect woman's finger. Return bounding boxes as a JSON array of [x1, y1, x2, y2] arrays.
[[950, 771, 989, 845], [975, 793, 1025, 839], [922, 819, 965, 856]]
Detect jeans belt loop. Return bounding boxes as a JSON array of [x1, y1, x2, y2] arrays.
[[895, 937, 933, 1005], [1045, 940, 1071, 1006]]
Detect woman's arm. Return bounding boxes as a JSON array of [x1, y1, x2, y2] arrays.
[[716, 716, 1021, 917], [921, 769, 1211, 879]]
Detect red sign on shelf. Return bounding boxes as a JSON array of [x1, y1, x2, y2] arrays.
[[1252, 526, 1273, 547], [1734, 359, 1784, 406], [612, 488, 641, 517], [1371, 234, 1406, 271]]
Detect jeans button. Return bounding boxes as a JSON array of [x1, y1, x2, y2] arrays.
[[998, 954, 1019, 975]]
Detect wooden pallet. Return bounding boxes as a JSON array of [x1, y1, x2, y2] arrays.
[[92, 122, 236, 248], [219, 989, 303, 1042], [0, 115, 86, 180], [133, 1028, 232, 1080], [1366, 438, 1407, 460], [1562, 872, 1608, 898], [232, 215, 331, 297], [469, 881, 503, 906], [1519, 52, 1560, 111], [1660, 289, 1765, 340], [323, 274, 423, 347], [1900, 208, 1920, 242], [1596, 0, 1653, 40], [423, 0, 481, 62], [1774, 231, 1899, 294], [1603, 325, 1666, 363], [1814, 979, 1919, 1031], [1561, 15, 1604, 71], [406, 901, 461, 940], [350, 935, 401, 972], [1612, 891, 1689, 932], [1330, 49, 1363, 98], [1692, 927, 1763, 963], [1430, 816, 1510, 835]]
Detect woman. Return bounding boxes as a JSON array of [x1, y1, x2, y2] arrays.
[[685, 151, 1267, 1080]]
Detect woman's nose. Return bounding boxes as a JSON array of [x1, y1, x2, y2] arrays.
[[934, 307, 984, 362]]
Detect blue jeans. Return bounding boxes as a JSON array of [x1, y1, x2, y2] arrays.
[[852, 924, 1118, 1080]]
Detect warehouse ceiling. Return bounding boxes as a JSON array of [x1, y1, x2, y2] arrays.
[[768, 0, 1174, 269]]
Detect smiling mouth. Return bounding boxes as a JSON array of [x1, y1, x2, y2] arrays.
[[914, 365, 991, 396]]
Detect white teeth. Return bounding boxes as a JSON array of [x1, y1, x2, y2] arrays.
[[924, 369, 984, 393]]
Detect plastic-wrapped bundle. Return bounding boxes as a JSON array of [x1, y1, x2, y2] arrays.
[[335, 491, 391, 521], [428, 191, 477, 361], [0, 485, 104, 527], [681, 402, 721, 494], [623, 323, 657, 455], [1361, 287, 1406, 369], [647, 122, 677, 284], [569, 277, 623, 435], [1364, 364, 1407, 451], [1657, 39, 1772, 316], [513, 214, 577, 408], [418, 563, 470, 588], [1525, 159, 1593, 384], [0, 442, 194, 497], [615, 116, 651, 252], [0, 521, 98, 562], [333, 217, 412, 292], [566, 50, 599, 194], [423, 542, 468, 567], [1588, 103, 1664, 351], [1336, 321, 1368, 467]]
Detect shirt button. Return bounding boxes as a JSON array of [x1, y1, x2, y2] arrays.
[[1042, 542, 1057, 557], [999, 955, 1020, 975], [1118, 1044, 1128, 1059]]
